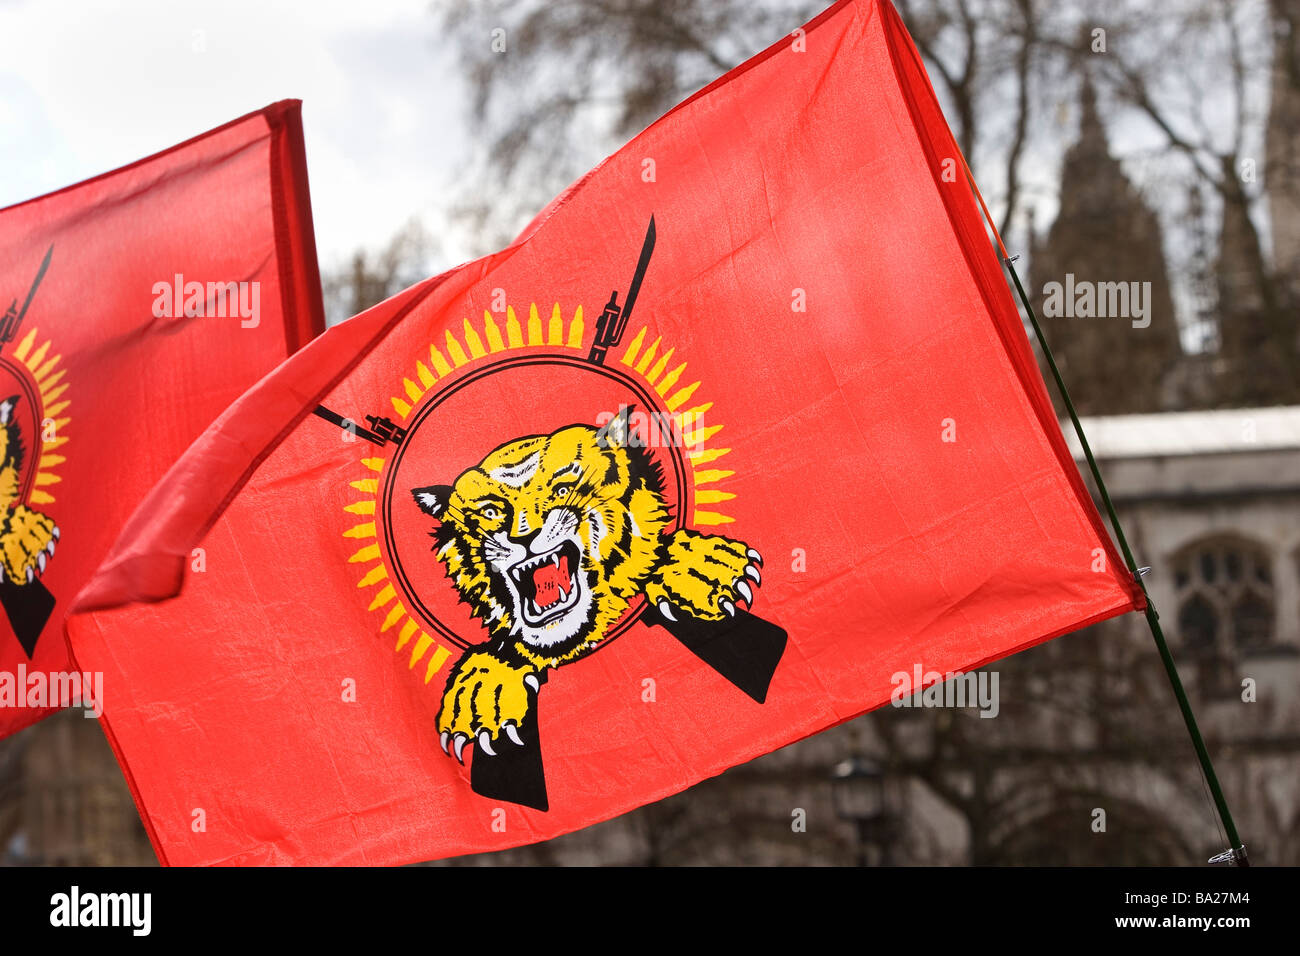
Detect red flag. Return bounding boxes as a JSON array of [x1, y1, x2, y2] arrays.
[[68, 1, 1141, 865], [0, 101, 324, 738]]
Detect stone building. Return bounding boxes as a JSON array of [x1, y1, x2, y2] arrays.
[[1215, 0, 1300, 406], [1028, 75, 1184, 416]]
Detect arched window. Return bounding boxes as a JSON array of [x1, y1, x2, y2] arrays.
[[1171, 537, 1275, 698]]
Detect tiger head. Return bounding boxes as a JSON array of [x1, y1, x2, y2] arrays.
[[412, 416, 670, 663]]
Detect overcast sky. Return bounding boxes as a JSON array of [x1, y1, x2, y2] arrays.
[[0, 0, 476, 275], [1, 0, 1259, 351]]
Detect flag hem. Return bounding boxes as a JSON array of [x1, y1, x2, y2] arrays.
[[265, 101, 328, 353], [0, 100, 304, 217], [878, 0, 1145, 613]]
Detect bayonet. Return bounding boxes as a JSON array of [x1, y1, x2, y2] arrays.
[[1, 245, 54, 346], [588, 216, 655, 365]]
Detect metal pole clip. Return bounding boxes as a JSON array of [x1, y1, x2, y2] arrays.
[[1207, 845, 1248, 866]]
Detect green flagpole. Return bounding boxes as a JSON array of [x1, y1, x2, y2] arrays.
[[1002, 256, 1248, 867]]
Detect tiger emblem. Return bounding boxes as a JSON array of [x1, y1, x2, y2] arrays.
[[412, 414, 762, 762], [0, 395, 58, 586]]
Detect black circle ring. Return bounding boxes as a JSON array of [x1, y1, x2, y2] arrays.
[[378, 352, 690, 650]]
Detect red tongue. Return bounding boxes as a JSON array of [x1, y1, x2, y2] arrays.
[[531, 554, 571, 608]]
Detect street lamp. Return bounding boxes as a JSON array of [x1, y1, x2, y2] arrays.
[[830, 755, 898, 866]]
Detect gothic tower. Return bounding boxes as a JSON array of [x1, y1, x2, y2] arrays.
[[1030, 76, 1183, 415]]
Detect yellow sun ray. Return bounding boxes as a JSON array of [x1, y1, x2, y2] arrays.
[[445, 330, 469, 367], [665, 380, 701, 411], [408, 633, 433, 669], [348, 544, 380, 563], [34, 354, 60, 380], [416, 361, 436, 389], [619, 327, 647, 367], [17, 334, 73, 508], [424, 645, 452, 683], [463, 318, 486, 358], [683, 424, 724, 447], [13, 328, 37, 362], [24, 340, 50, 372], [36, 369, 64, 393], [634, 336, 660, 375], [357, 564, 387, 588], [687, 447, 732, 465], [368, 584, 396, 612], [527, 303, 544, 345], [657, 362, 687, 396], [693, 468, 735, 486], [429, 344, 452, 377], [646, 348, 674, 385], [483, 311, 506, 353], [506, 306, 524, 348], [693, 511, 736, 526], [381, 602, 406, 632], [566, 306, 585, 348], [548, 303, 564, 345], [695, 490, 736, 504], [395, 618, 418, 652]]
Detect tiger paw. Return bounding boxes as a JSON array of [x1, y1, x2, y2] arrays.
[[436, 650, 539, 763], [0, 506, 58, 585], [645, 529, 762, 622]]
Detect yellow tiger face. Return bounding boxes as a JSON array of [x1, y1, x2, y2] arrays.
[[412, 421, 670, 664]]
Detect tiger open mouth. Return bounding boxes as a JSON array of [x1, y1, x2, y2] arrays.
[[509, 539, 584, 627]]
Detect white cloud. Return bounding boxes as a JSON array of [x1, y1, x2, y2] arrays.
[[0, 0, 475, 272]]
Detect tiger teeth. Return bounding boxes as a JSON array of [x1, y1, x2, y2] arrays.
[[510, 546, 570, 582]]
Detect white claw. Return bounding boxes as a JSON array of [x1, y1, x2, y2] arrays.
[[440, 731, 451, 754], [720, 598, 735, 617], [505, 723, 524, 747], [735, 580, 754, 605], [747, 548, 763, 566], [745, 564, 761, 586], [46, 540, 55, 557], [658, 600, 678, 622], [37, 553, 45, 573], [25, 567, 33, 584], [453, 733, 469, 763], [478, 730, 496, 757], [524, 673, 540, 693], [52, 526, 60, 541]]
